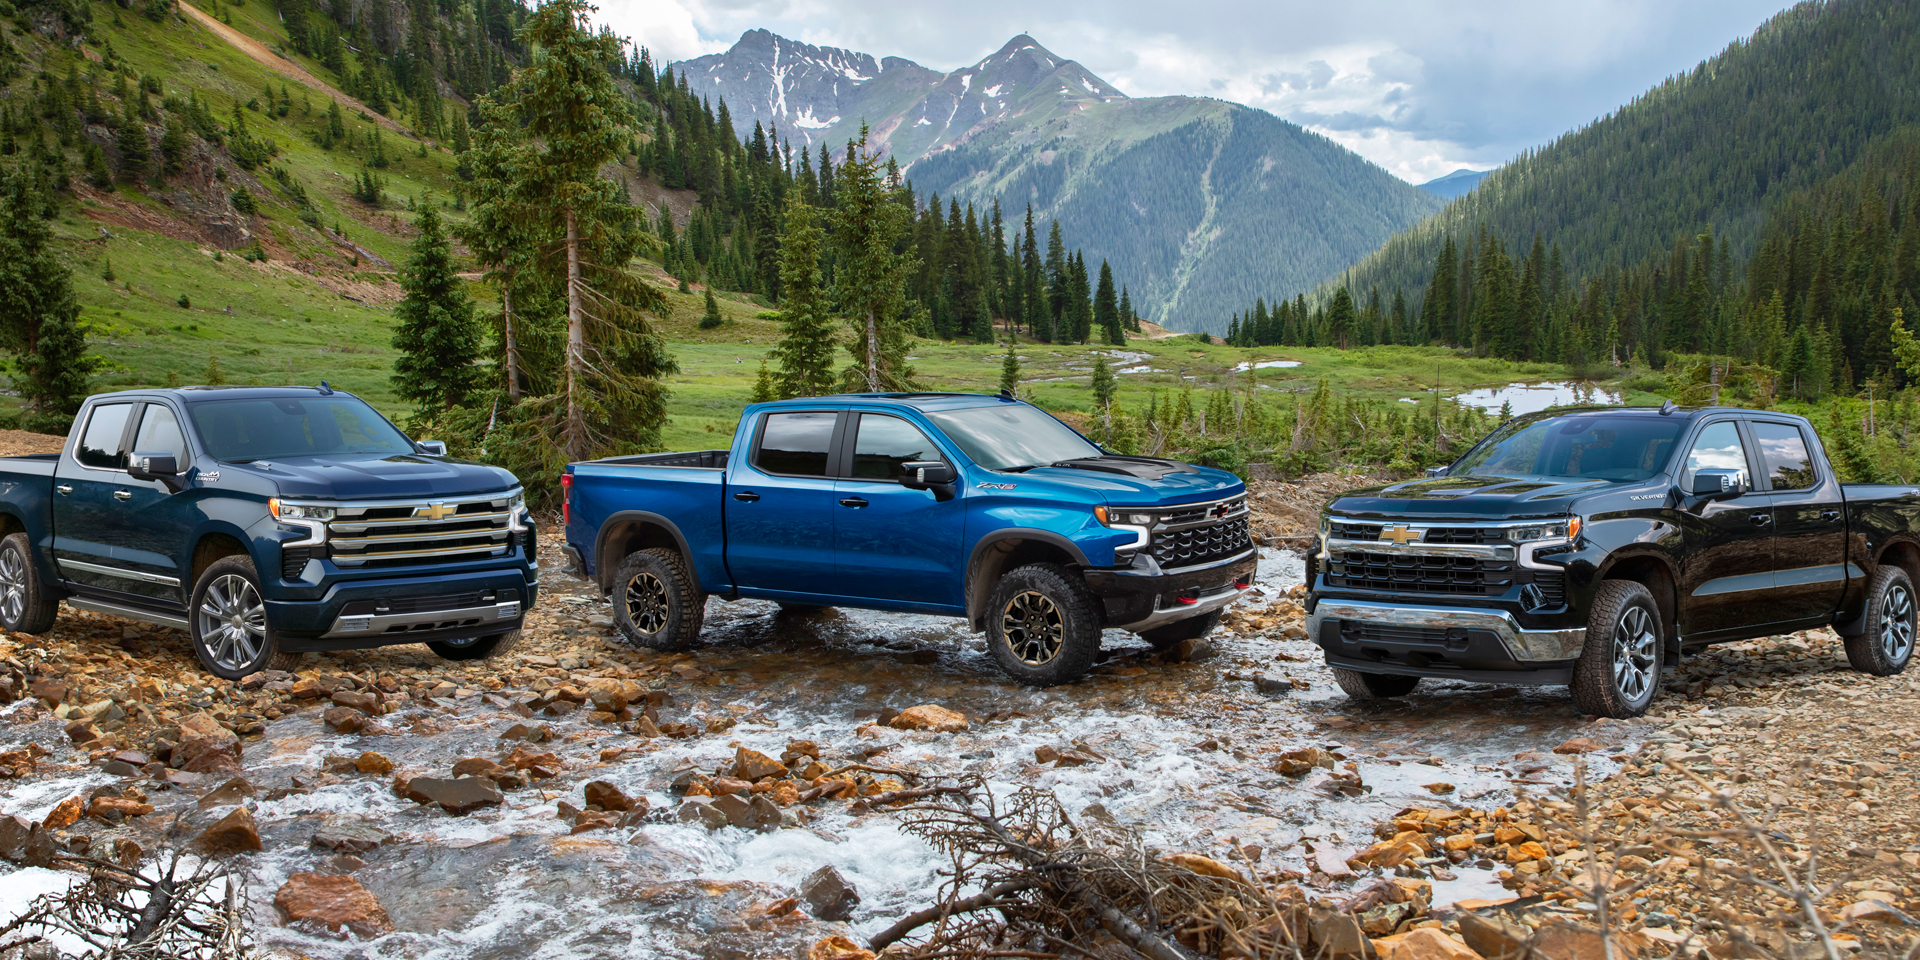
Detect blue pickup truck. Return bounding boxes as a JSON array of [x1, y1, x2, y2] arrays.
[[561, 392, 1256, 685], [0, 386, 538, 678]]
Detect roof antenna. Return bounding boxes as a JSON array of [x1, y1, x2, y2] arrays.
[[999, 388, 1014, 400], [1659, 399, 1677, 415], [317, 381, 334, 396]]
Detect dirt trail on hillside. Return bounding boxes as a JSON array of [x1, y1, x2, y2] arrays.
[[178, 2, 416, 141]]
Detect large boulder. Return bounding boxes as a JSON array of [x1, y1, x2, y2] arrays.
[[191, 807, 263, 856], [173, 713, 241, 773], [888, 704, 969, 733], [404, 776, 504, 814], [312, 821, 392, 855], [0, 814, 57, 867], [800, 864, 860, 921], [274, 873, 394, 938]]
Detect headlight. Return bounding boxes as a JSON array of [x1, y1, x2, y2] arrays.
[[1510, 518, 1581, 542], [1095, 507, 1155, 528], [269, 499, 335, 521], [1125, 513, 1154, 526]]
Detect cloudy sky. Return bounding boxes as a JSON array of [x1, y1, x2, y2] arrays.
[[592, 0, 1789, 184]]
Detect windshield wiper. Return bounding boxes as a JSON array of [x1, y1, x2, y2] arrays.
[[1001, 463, 1045, 473]]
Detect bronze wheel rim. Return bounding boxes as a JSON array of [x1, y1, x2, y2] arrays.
[[1001, 591, 1065, 666], [625, 572, 671, 635]]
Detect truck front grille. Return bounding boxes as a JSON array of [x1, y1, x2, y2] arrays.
[[1149, 514, 1253, 568], [1325, 550, 1512, 595], [1330, 521, 1504, 544], [325, 494, 516, 568]]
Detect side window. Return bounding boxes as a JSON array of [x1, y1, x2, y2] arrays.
[[131, 404, 189, 465], [851, 415, 942, 480], [1753, 422, 1816, 491], [754, 412, 837, 477], [75, 403, 134, 470], [1681, 421, 1748, 492]]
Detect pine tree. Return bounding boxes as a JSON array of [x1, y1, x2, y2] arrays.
[[1095, 259, 1122, 345], [115, 106, 149, 182], [771, 198, 836, 398], [749, 360, 775, 403], [998, 341, 1020, 396], [391, 207, 484, 413], [0, 172, 99, 421], [1090, 352, 1115, 442], [202, 351, 226, 386], [698, 287, 723, 329], [832, 126, 917, 391]]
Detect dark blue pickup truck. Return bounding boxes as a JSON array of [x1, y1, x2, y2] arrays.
[[0, 386, 538, 678], [561, 393, 1257, 685]]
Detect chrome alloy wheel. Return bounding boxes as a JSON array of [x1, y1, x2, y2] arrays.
[[625, 572, 670, 635], [1612, 605, 1659, 703], [0, 546, 25, 625], [1001, 591, 1065, 666], [1881, 582, 1915, 663], [197, 574, 267, 672]]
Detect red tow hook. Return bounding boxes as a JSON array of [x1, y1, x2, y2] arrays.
[[1233, 579, 1251, 589]]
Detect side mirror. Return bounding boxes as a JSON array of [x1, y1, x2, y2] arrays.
[[901, 460, 957, 501], [129, 451, 184, 493], [416, 440, 448, 456], [1425, 465, 1450, 479], [1690, 468, 1745, 499]]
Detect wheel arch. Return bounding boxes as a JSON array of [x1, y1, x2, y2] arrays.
[[964, 529, 1091, 631], [190, 530, 252, 588], [594, 511, 695, 595], [1596, 551, 1679, 653], [1873, 537, 1920, 585]]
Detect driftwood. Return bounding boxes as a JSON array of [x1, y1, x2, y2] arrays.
[[0, 843, 251, 960]]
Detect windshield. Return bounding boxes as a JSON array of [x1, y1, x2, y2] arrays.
[[927, 404, 1102, 471], [1452, 414, 1686, 482], [188, 397, 416, 463]]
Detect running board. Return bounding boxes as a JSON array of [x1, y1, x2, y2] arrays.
[[65, 596, 190, 631]]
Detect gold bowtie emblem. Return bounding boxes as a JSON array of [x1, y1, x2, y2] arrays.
[[416, 502, 454, 521], [1379, 525, 1422, 546]]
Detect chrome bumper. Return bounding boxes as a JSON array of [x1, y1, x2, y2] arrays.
[[323, 600, 523, 639], [1116, 582, 1250, 633], [1307, 598, 1585, 662]]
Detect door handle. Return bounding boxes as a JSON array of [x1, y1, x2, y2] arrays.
[[113, 490, 132, 502], [1821, 509, 1842, 522], [838, 497, 869, 508], [1748, 512, 1772, 525], [56, 485, 72, 496], [732, 491, 760, 502]]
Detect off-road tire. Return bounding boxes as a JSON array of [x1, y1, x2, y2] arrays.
[[428, 630, 523, 662], [1330, 667, 1420, 699], [611, 548, 705, 651], [1844, 565, 1916, 677], [777, 603, 831, 616], [0, 532, 58, 634], [189, 555, 299, 679], [1137, 611, 1222, 650], [1571, 580, 1663, 719], [985, 563, 1102, 686]]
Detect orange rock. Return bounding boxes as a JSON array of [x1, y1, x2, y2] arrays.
[[770, 781, 801, 806], [88, 797, 154, 820], [733, 747, 788, 781], [1162, 853, 1250, 886], [887, 704, 968, 733], [41, 795, 84, 830], [1443, 833, 1476, 851], [1553, 737, 1601, 754], [1508, 841, 1549, 863], [275, 872, 394, 938], [1376, 927, 1485, 960], [808, 935, 876, 960]]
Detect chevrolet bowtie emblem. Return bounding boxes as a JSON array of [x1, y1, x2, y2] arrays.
[[416, 502, 454, 521], [1379, 525, 1422, 546]]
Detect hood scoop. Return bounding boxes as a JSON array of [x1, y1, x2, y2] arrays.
[[1047, 456, 1200, 480]]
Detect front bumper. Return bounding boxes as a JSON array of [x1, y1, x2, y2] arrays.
[[1083, 549, 1258, 632], [1306, 597, 1585, 684], [268, 567, 539, 652]]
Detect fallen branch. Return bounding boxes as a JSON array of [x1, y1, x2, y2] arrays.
[[870, 880, 1038, 950]]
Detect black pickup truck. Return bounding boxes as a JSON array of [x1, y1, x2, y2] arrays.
[[1307, 404, 1917, 717], [0, 386, 538, 678]]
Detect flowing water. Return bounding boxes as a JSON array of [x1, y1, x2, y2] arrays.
[[1453, 381, 1622, 416], [1, 549, 1644, 958]]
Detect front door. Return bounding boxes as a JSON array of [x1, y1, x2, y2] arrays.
[[114, 402, 197, 607], [51, 402, 144, 594], [1676, 419, 1777, 636], [1751, 420, 1849, 622], [723, 410, 843, 598], [833, 413, 966, 609]]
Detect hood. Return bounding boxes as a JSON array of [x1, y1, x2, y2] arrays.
[[1007, 457, 1244, 506], [234, 454, 520, 500], [1329, 473, 1621, 520]]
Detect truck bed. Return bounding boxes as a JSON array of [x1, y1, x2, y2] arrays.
[[591, 450, 728, 470]]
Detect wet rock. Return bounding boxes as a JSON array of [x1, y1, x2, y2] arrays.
[[0, 815, 58, 867], [323, 707, 365, 733], [889, 704, 968, 733], [331, 690, 380, 714], [173, 712, 241, 773], [800, 864, 860, 921], [677, 797, 730, 830], [585, 680, 628, 712], [406, 776, 504, 814], [192, 807, 263, 856], [41, 794, 84, 829], [65, 719, 100, 744], [355, 752, 394, 775], [1532, 921, 1641, 960], [711, 792, 782, 831], [1254, 675, 1293, 695], [711, 777, 751, 796], [583, 780, 636, 812], [502, 746, 563, 779], [28, 679, 67, 705], [1456, 912, 1530, 960], [1162, 853, 1250, 886], [808, 935, 876, 960], [312, 821, 392, 855], [1308, 906, 1377, 959], [111, 749, 152, 768], [275, 872, 395, 938], [88, 796, 154, 821], [1275, 747, 1337, 776], [630, 715, 663, 738], [1164, 637, 1217, 662], [1376, 928, 1483, 960], [499, 722, 549, 742], [782, 740, 821, 764], [1553, 737, 1601, 754], [101, 760, 143, 777], [733, 747, 788, 781], [197, 777, 257, 809]]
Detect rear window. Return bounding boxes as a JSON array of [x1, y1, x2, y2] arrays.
[[1454, 414, 1687, 482], [188, 397, 415, 462], [1753, 422, 1817, 490], [754, 412, 837, 477]]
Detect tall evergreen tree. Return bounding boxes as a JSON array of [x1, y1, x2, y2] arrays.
[[832, 127, 917, 391], [998, 341, 1020, 396], [0, 171, 99, 421], [391, 207, 483, 413], [771, 198, 835, 398], [1095, 259, 1122, 345]]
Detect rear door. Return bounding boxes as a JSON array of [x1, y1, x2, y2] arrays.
[[1676, 419, 1777, 636], [1751, 419, 1849, 622], [723, 409, 844, 597], [112, 402, 196, 607], [51, 402, 144, 594], [832, 412, 966, 609]]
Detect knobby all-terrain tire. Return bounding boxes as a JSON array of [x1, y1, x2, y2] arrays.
[[189, 555, 300, 679], [1137, 610, 1222, 651], [985, 563, 1102, 686], [1844, 565, 1917, 677], [1330, 668, 1420, 700], [429, 629, 523, 662], [0, 532, 58, 634], [1571, 579, 1663, 719], [611, 548, 705, 651]]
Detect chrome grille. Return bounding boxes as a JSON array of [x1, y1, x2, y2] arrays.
[[326, 493, 516, 567], [1325, 550, 1512, 595]]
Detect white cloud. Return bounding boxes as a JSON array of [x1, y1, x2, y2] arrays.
[[589, 0, 1790, 183]]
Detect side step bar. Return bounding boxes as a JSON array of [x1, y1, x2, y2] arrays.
[[65, 596, 190, 632]]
